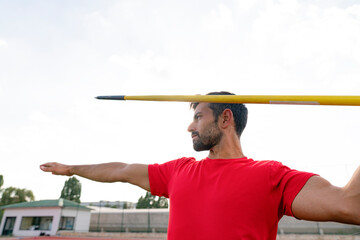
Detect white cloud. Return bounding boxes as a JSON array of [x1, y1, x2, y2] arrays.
[[109, 50, 170, 78], [252, 2, 360, 58], [236, 0, 262, 13], [201, 4, 234, 32], [28, 112, 53, 124], [109, 54, 138, 70], [0, 39, 8, 48], [246, 1, 360, 91], [84, 11, 111, 28]]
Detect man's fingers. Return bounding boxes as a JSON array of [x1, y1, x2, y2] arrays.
[[40, 162, 56, 172], [40, 162, 72, 176]]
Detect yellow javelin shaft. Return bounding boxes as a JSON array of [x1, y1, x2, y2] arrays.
[[95, 95, 360, 106]]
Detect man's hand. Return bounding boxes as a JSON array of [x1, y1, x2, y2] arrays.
[[40, 162, 73, 176]]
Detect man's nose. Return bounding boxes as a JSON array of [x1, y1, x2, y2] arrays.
[[187, 122, 195, 132]]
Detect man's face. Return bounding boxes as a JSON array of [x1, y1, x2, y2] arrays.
[[187, 103, 223, 151]]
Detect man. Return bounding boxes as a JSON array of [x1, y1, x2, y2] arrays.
[[41, 91, 360, 240]]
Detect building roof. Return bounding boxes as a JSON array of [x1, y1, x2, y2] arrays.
[[0, 198, 90, 210]]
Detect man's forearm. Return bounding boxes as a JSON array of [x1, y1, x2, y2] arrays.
[[69, 162, 129, 183]]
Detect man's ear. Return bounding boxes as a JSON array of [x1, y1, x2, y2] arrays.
[[220, 109, 233, 129]]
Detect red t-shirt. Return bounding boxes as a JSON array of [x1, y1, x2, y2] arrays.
[[148, 157, 315, 240]]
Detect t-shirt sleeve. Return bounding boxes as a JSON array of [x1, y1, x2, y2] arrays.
[[148, 159, 181, 198], [270, 161, 317, 217]]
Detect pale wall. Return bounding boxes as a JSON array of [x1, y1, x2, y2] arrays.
[[61, 208, 91, 232], [0, 206, 91, 237], [0, 207, 61, 237]]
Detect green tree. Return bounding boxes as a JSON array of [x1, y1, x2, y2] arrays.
[[0, 176, 35, 225], [0, 175, 4, 224], [0, 175, 3, 189], [60, 176, 81, 203], [136, 192, 168, 209], [154, 195, 168, 208], [0, 187, 35, 206]]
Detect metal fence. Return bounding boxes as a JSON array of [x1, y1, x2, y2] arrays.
[[89, 207, 360, 235]]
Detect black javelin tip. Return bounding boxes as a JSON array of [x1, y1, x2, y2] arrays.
[[95, 95, 126, 100]]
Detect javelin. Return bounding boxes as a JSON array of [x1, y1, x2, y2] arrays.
[[95, 95, 360, 106]]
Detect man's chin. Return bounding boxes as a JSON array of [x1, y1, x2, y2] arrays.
[[193, 144, 211, 152], [193, 148, 206, 152]]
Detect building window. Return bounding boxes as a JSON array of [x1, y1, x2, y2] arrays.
[[2, 217, 16, 236], [20, 217, 53, 231], [59, 217, 75, 230]]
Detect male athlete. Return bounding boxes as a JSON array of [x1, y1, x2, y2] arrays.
[[41, 91, 360, 240]]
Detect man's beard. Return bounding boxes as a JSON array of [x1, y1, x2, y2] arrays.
[[192, 123, 223, 151]]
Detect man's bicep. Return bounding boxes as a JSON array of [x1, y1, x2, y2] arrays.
[[292, 176, 344, 221], [123, 164, 150, 192]]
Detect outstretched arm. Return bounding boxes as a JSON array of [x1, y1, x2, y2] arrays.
[[292, 165, 360, 225], [40, 162, 150, 192]]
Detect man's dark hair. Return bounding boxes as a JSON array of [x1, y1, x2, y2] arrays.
[[190, 91, 248, 137]]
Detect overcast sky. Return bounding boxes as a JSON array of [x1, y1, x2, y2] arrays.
[[1, 0, 360, 203]]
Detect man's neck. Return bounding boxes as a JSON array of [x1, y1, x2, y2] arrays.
[[207, 137, 245, 159], [208, 151, 245, 159]]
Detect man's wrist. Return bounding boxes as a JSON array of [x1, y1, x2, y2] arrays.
[[67, 165, 75, 176]]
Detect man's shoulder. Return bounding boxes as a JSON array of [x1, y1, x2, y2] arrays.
[[252, 159, 283, 166], [173, 157, 197, 166], [171, 156, 196, 163], [153, 157, 196, 168], [245, 159, 289, 172]]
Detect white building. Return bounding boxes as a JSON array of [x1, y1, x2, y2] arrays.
[[0, 199, 91, 237]]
